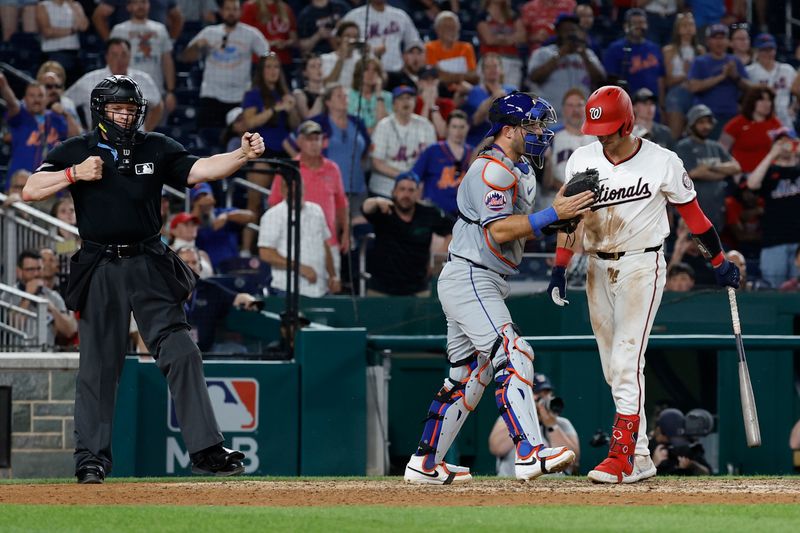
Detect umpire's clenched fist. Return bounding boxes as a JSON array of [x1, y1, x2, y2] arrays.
[[241, 132, 265, 160], [75, 156, 103, 181]]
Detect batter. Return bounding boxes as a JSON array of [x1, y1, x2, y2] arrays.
[[547, 86, 741, 484], [403, 92, 595, 484]]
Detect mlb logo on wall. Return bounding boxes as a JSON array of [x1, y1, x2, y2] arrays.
[[168, 378, 259, 432]]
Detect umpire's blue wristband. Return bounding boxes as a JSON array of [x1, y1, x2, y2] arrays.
[[528, 207, 558, 238]]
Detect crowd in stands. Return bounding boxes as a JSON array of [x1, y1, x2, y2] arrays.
[[2, 0, 800, 341]]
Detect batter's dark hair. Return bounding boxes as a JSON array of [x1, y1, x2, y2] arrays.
[[17, 249, 42, 267]]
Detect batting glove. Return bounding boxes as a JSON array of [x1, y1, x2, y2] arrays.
[[714, 259, 741, 289], [547, 266, 569, 306]]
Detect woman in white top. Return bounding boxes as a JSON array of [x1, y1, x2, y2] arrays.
[[35, 0, 89, 84], [662, 12, 705, 140]]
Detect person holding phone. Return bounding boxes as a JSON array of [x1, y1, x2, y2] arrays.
[[746, 127, 800, 287]]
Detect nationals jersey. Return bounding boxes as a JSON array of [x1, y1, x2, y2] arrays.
[[448, 147, 537, 275], [566, 138, 696, 253]]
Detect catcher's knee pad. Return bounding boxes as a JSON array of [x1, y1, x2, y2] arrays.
[[493, 324, 543, 457], [416, 352, 493, 467]]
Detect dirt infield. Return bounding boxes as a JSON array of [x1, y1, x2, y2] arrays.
[[1, 478, 799, 507]]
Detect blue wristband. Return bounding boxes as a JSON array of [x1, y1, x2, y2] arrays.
[[528, 207, 558, 238]]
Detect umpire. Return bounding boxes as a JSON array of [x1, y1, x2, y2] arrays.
[[22, 75, 266, 484]]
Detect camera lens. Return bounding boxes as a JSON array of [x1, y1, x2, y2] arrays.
[[549, 396, 565, 415]]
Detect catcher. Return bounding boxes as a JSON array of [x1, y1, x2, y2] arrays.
[[403, 92, 595, 484]]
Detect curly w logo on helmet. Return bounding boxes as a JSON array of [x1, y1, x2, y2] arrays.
[[590, 107, 603, 120]]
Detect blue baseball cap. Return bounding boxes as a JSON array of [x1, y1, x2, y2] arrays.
[[754, 33, 776, 49], [392, 85, 417, 98], [533, 373, 553, 391], [395, 170, 420, 185], [190, 182, 213, 201]]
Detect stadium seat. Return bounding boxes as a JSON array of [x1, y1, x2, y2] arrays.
[[174, 86, 200, 107], [168, 105, 197, 128]]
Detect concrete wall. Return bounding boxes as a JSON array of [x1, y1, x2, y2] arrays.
[[0, 353, 78, 479]]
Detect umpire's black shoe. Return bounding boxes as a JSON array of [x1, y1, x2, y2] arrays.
[[76, 464, 105, 484], [190, 444, 245, 476]]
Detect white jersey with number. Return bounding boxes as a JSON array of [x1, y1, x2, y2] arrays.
[[565, 137, 696, 254]]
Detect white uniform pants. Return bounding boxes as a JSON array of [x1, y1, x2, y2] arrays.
[[437, 259, 512, 364], [586, 250, 666, 456]]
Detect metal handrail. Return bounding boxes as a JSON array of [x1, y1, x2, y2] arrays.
[[0, 192, 79, 236], [225, 176, 271, 208], [0, 282, 50, 348]]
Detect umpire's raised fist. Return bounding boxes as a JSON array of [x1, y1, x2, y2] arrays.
[[76, 156, 104, 181], [241, 132, 265, 160]]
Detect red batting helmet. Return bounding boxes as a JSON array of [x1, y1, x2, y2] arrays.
[[581, 85, 634, 136]]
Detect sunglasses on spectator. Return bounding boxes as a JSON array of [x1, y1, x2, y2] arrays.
[[45, 83, 63, 90], [729, 23, 749, 32]]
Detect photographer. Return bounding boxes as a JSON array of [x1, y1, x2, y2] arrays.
[[649, 408, 711, 476], [526, 14, 605, 118], [489, 373, 580, 476]]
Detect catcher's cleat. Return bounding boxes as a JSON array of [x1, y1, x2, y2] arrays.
[[515, 444, 576, 481], [588, 454, 656, 484], [190, 444, 245, 476], [404, 455, 472, 485], [76, 464, 105, 484]]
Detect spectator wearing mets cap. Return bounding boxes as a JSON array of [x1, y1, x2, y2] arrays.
[[269, 120, 349, 275], [361, 170, 454, 296], [190, 182, 257, 270], [370, 84, 437, 198], [169, 212, 213, 278], [745, 33, 799, 128], [687, 23, 750, 139]]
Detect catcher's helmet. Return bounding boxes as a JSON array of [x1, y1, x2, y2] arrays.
[[90, 75, 147, 145], [582, 85, 634, 136], [485, 91, 557, 168]]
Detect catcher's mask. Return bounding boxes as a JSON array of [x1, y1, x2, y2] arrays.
[[90, 75, 147, 172], [486, 91, 557, 169]]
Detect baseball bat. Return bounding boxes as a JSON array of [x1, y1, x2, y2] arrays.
[[727, 287, 761, 448]]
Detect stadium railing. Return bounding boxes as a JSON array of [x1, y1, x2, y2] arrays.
[[0, 192, 79, 286]]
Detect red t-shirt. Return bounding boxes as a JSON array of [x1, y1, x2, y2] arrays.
[[723, 115, 783, 173], [240, 1, 297, 65], [521, 0, 576, 45], [268, 157, 347, 246]]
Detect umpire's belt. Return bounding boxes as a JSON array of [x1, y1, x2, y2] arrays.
[[448, 253, 508, 279], [594, 244, 662, 261], [83, 234, 162, 259]]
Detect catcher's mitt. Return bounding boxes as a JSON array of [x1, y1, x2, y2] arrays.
[[541, 167, 600, 235]]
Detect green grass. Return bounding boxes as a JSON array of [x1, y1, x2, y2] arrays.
[[1, 505, 799, 532]]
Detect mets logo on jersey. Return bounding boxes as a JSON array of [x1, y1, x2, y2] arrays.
[[484, 190, 507, 211], [168, 378, 258, 432], [589, 107, 602, 120]]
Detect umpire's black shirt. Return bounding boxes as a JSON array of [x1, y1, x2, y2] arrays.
[[39, 129, 198, 244]]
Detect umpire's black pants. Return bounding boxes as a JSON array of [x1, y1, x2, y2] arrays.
[[73, 244, 223, 474]]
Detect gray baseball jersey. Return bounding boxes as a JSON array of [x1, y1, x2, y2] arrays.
[[448, 147, 537, 275]]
